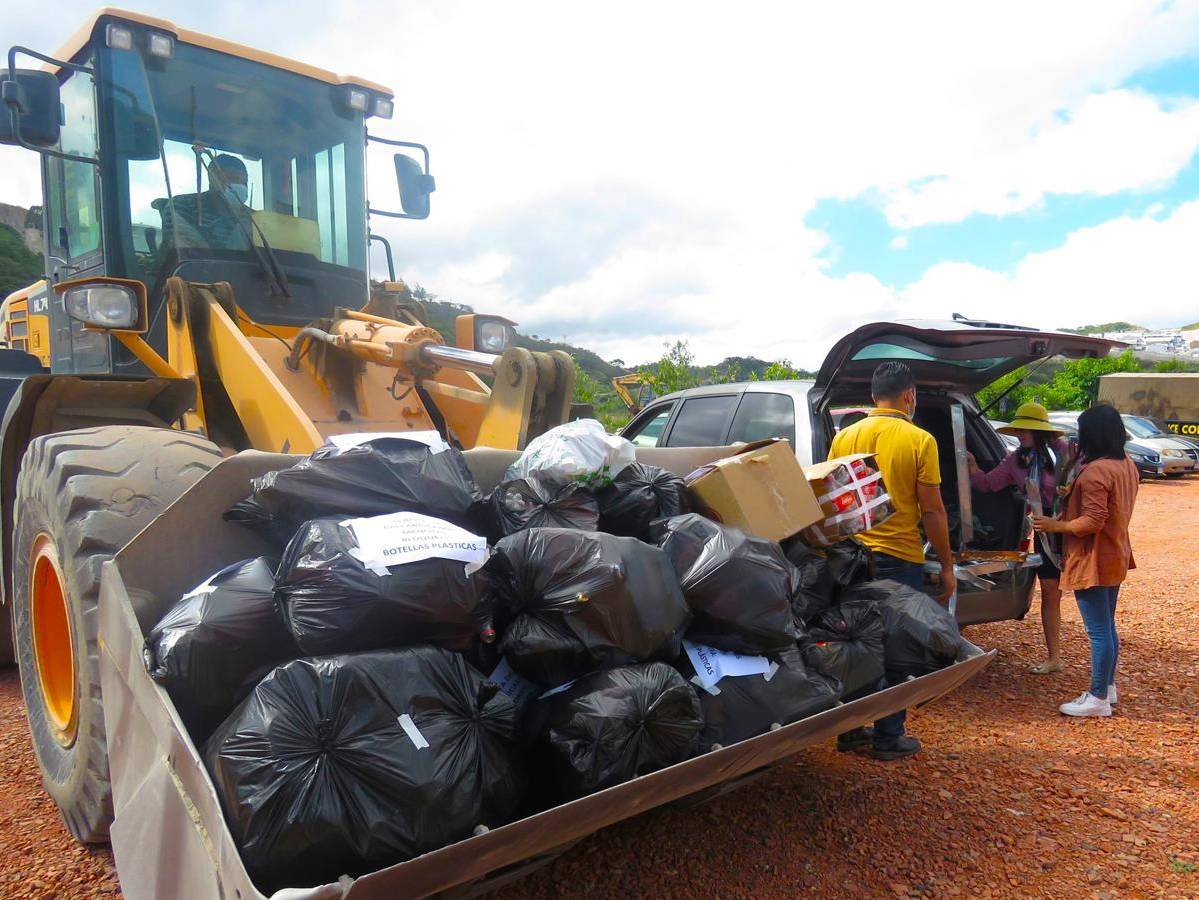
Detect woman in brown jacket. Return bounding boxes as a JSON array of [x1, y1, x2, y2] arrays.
[[1033, 404, 1138, 718]]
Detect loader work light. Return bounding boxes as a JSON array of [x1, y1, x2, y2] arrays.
[[345, 87, 370, 112], [147, 32, 175, 59], [372, 96, 394, 119], [55, 277, 149, 333], [105, 24, 134, 51]]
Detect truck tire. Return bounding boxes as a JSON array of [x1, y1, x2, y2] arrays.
[[11, 426, 221, 843]]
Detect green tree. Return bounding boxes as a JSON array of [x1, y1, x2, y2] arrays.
[[977, 351, 1144, 418], [753, 358, 802, 381], [0, 224, 43, 299], [638, 340, 703, 395], [1154, 358, 1199, 373]]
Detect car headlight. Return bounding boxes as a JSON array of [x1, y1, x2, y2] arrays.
[[1163, 448, 1184, 458]]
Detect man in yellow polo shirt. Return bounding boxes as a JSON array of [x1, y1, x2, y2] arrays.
[[830, 361, 956, 760]]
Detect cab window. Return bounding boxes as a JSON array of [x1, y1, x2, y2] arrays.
[[728, 392, 796, 447], [44, 65, 101, 264], [625, 404, 674, 448], [665, 395, 738, 446]]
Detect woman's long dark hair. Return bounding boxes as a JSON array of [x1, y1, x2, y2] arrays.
[[1077, 403, 1128, 462]]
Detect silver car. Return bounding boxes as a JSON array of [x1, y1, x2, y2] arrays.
[[1048, 411, 1195, 477], [620, 316, 1118, 626]]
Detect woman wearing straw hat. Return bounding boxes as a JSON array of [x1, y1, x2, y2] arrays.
[[967, 401, 1070, 674]]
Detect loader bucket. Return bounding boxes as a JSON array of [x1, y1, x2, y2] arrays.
[[99, 446, 994, 900]]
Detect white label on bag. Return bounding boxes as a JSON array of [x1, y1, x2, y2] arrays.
[[489, 658, 540, 709], [397, 714, 430, 749], [326, 430, 449, 455], [342, 512, 489, 576], [683, 640, 772, 689]]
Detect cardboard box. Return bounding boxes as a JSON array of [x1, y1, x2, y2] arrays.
[[801, 452, 894, 546], [685, 439, 822, 542]]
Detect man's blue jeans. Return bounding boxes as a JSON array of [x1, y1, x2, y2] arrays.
[[1075, 585, 1120, 698], [870, 552, 928, 742]]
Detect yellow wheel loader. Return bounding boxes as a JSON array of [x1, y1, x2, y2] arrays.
[[0, 7, 572, 844]]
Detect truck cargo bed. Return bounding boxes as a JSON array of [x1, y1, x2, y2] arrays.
[[99, 448, 994, 900]]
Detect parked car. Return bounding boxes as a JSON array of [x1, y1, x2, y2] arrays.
[[1048, 411, 1195, 478], [1122, 415, 1199, 470], [620, 316, 1118, 626]]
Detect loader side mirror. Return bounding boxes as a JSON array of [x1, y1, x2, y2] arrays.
[[394, 153, 435, 219], [0, 69, 62, 148]]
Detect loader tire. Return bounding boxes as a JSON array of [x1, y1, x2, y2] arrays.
[[12, 426, 221, 843]]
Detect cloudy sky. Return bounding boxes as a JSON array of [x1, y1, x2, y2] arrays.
[[3, 1, 1199, 367]]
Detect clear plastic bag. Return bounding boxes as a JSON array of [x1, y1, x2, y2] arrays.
[[503, 419, 636, 487]]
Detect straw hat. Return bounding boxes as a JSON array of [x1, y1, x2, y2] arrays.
[[997, 401, 1064, 436]]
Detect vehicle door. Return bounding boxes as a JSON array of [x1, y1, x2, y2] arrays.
[[661, 390, 742, 447], [621, 401, 678, 448]]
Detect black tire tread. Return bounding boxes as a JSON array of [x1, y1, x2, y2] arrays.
[[12, 426, 220, 843]]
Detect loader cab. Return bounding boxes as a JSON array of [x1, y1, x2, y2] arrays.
[[3, 10, 433, 374]]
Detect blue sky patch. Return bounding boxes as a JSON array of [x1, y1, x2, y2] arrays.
[[808, 150, 1199, 288]]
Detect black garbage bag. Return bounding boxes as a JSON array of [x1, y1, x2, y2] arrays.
[[781, 537, 834, 624], [204, 647, 524, 894], [826, 540, 875, 591], [225, 437, 484, 543], [144, 557, 297, 743], [653, 514, 797, 654], [839, 580, 973, 679], [486, 477, 599, 539], [596, 462, 686, 541], [799, 596, 887, 699], [524, 663, 701, 799], [677, 646, 839, 749], [487, 528, 691, 686], [276, 514, 490, 656]]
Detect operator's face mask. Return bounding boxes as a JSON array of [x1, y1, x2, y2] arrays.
[[224, 182, 249, 205]]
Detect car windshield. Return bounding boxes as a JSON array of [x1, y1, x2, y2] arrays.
[[99, 39, 369, 321], [1122, 416, 1165, 439]]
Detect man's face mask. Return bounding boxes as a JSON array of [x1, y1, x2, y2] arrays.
[[224, 182, 249, 205]]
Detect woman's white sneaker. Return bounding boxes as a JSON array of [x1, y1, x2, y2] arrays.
[[1060, 692, 1112, 717], [1107, 684, 1117, 705]]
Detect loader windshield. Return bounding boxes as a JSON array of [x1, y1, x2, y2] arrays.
[[100, 39, 370, 324]]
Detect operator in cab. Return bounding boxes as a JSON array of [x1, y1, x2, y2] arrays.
[[159, 154, 254, 253], [828, 361, 956, 761]]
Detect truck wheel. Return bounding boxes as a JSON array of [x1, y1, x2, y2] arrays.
[[11, 426, 221, 843]]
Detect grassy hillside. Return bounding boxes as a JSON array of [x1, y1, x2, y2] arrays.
[[0, 223, 43, 299]]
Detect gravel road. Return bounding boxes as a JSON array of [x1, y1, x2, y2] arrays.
[[1, 478, 1196, 898]]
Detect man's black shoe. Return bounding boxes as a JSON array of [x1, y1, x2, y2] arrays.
[[871, 734, 921, 760], [836, 727, 874, 752]]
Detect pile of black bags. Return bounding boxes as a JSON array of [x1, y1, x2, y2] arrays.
[[142, 428, 979, 894]]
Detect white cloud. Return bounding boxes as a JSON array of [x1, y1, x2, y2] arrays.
[[902, 199, 1199, 330], [2, 1, 1199, 366], [884, 90, 1199, 227]]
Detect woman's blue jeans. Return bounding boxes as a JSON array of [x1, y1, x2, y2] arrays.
[[1075, 585, 1120, 698]]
